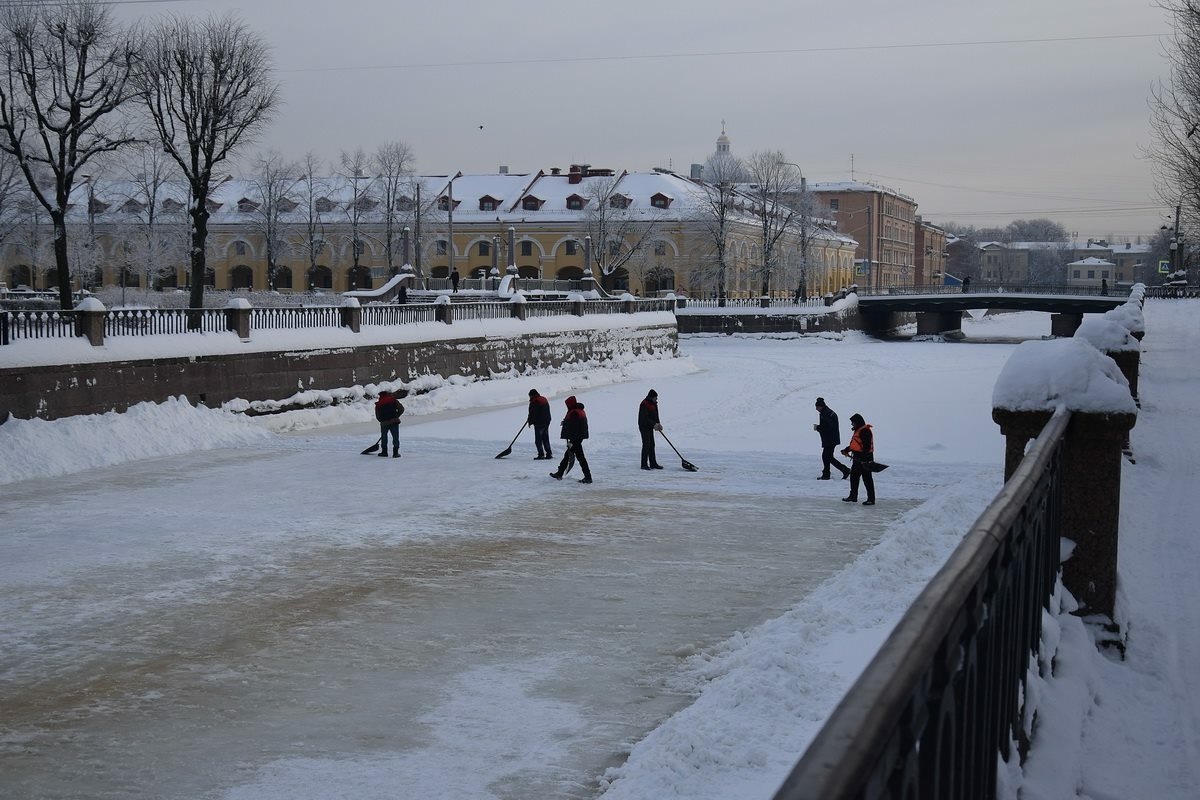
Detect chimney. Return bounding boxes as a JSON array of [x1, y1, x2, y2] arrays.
[[550, 167, 561, 176], [498, 165, 509, 175], [690, 163, 703, 180], [568, 164, 583, 185]]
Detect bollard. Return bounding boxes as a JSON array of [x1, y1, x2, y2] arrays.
[[74, 297, 106, 346], [224, 299, 251, 340]]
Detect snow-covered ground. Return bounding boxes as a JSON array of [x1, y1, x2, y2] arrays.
[[0, 304, 1196, 799]]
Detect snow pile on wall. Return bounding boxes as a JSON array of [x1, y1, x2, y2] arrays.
[[1074, 317, 1140, 353]]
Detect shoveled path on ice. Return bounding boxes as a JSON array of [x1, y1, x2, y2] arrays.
[[0, 427, 914, 799]]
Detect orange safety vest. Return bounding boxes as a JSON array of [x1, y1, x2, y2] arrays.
[[848, 424, 874, 454]]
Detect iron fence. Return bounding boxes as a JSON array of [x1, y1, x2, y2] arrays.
[[858, 283, 1131, 298], [774, 407, 1068, 800], [361, 304, 437, 326], [3, 309, 78, 340], [685, 297, 826, 309], [523, 301, 577, 318], [103, 308, 226, 336], [453, 302, 511, 321], [251, 306, 342, 330]]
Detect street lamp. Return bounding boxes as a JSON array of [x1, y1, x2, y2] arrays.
[[777, 160, 810, 301], [81, 174, 97, 291], [444, 171, 462, 286]]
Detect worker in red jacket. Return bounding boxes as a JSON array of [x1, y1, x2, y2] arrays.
[[550, 395, 592, 484], [527, 389, 553, 460], [841, 413, 876, 505]]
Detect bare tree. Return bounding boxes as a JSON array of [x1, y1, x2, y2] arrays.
[[692, 152, 743, 304], [0, 149, 23, 257], [742, 151, 802, 297], [373, 140, 416, 274], [139, 13, 280, 320], [580, 173, 659, 290], [1149, 1, 1200, 234], [292, 152, 330, 290], [0, 0, 139, 308], [116, 144, 186, 289], [248, 151, 299, 290], [338, 147, 373, 288]]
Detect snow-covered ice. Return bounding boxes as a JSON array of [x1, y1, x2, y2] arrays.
[[1, 305, 1197, 799]]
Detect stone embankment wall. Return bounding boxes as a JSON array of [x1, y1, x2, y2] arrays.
[[676, 309, 867, 335], [1, 323, 677, 422]]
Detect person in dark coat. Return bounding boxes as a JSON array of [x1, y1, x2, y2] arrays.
[[961, 275, 971, 293], [814, 397, 850, 480], [527, 389, 553, 460], [450, 269, 460, 292], [841, 413, 876, 505], [638, 389, 664, 469], [551, 395, 592, 484], [397, 284, 408, 304], [374, 390, 404, 458]]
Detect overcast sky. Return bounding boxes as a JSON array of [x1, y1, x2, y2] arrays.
[[118, 0, 1169, 239]]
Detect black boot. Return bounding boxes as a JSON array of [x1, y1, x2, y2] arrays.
[[377, 451, 387, 458], [579, 476, 593, 484], [393, 451, 401, 458], [550, 471, 563, 480]]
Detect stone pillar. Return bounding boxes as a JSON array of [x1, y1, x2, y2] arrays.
[[759, 296, 771, 308], [623, 298, 635, 314], [1050, 313, 1083, 337], [436, 300, 454, 324], [1105, 350, 1140, 402], [916, 310, 963, 336], [339, 304, 361, 333], [510, 299, 526, 320], [572, 299, 584, 317], [224, 305, 251, 340], [992, 407, 1137, 619], [74, 304, 106, 346]]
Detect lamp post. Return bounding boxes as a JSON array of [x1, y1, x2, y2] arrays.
[[777, 160, 809, 302], [445, 171, 462, 286], [347, 171, 370, 290], [81, 174, 97, 291]]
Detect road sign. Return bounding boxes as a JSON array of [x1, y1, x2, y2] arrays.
[[1159, 259, 1170, 274]]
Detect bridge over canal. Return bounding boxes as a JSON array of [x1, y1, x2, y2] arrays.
[[856, 283, 1130, 337]]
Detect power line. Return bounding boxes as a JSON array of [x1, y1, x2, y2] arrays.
[[278, 33, 1167, 75]]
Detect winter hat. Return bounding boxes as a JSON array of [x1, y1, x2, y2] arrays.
[[648, 389, 658, 397], [815, 397, 826, 408], [850, 413, 865, 426], [528, 389, 538, 397]]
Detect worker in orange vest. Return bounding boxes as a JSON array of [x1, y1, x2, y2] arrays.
[[841, 413, 876, 506]]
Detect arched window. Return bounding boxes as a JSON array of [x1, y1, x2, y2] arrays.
[[273, 266, 294, 290], [348, 266, 373, 291], [478, 241, 490, 256], [556, 266, 583, 280], [230, 265, 254, 290], [308, 265, 333, 290]]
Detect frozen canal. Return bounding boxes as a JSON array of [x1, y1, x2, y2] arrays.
[[1, 321, 1028, 799]]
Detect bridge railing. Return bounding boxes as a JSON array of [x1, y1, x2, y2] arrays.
[[773, 408, 1069, 800], [856, 283, 1131, 298]]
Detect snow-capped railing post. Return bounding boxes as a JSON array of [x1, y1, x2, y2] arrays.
[[620, 292, 636, 314], [509, 291, 526, 321], [992, 337, 1137, 621], [224, 298, 252, 341], [1049, 312, 1083, 337], [435, 294, 453, 325], [1075, 316, 1141, 404], [339, 297, 361, 333], [567, 292, 584, 317], [75, 297, 106, 346]]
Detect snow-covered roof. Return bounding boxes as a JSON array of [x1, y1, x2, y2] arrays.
[[1068, 256, 1115, 267]]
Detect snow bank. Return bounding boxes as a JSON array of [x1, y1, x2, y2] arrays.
[[1074, 317, 1139, 353], [0, 397, 273, 486], [992, 338, 1135, 414]]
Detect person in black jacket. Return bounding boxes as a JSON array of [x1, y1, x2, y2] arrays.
[[814, 397, 850, 480], [638, 389, 664, 469], [527, 389, 553, 460], [551, 395, 592, 484]]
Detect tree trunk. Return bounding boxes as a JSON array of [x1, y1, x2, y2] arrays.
[[51, 211, 74, 310], [188, 206, 209, 328]]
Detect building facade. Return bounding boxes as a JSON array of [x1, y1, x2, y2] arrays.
[[811, 181, 919, 290]]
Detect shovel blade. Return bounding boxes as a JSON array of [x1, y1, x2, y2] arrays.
[[681, 460, 698, 472], [360, 442, 381, 455], [495, 448, 513, 459]]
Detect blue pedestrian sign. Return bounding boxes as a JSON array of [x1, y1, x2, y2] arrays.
[[1159, 259, 1170, 274]]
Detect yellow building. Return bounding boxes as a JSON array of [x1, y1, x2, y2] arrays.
[[2, 166, 857, 299]]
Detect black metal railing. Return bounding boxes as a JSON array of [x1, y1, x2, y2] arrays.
[[3, 309, 78, 340], [523, 301, 577, 317], [360, 304, 437, 326], [103, 308, 227, 336], [774, 407, 1068, 800], [251, 306, 341, 330], [857, 283, 1131, 298]]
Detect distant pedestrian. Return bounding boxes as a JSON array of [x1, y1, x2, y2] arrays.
[[961, 276, 971, 293], [398, 284, 408, 304], [527, 389, 553, 460], [374, 390, 404, 458], [638, 389, 664, 470], [551, 395, 592, 484], [1101, 278, 1109, 296], [450, 269, 460, 292], [814, 397, 850, 480], [841, 413, 876, 505]]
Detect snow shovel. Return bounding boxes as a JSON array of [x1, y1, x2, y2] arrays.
[[360, 435, 383, 455], [658, 430, 698, 472], [495, 423, 527, 459]]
